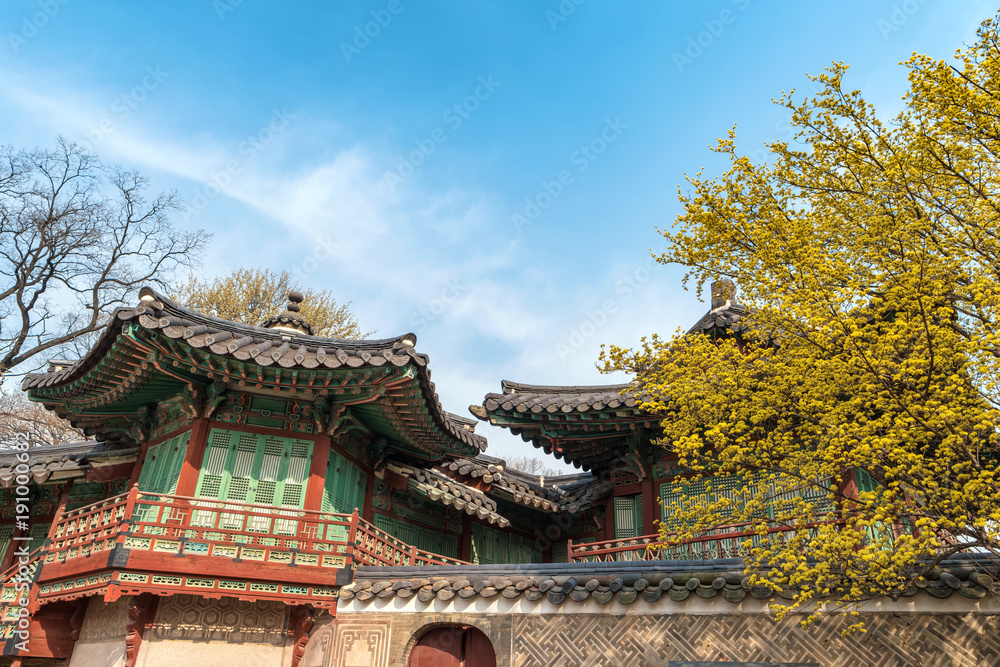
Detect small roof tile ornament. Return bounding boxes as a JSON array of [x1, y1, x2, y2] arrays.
[[262, 291, 315, 336]]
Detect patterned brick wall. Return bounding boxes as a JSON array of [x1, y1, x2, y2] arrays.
[[318, 611, 1000, 667], [512, 613, 1000, 667]]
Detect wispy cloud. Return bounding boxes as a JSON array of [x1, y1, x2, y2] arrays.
[[0, 63, 699, 472]]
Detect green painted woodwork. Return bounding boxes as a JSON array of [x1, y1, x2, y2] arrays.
[[249, 396, 287, 414], [28, 522, 50, 546], [67, 482, 113, 510], [855, 467, 895, 544], [322, 451, 365, 514], [855, 467, 880, 494], [137, 431, 192, 495], [0, 524, 14, 565], [555, 537, 594, 563], [195, 429, 312, 508], [614, 494, 643, 539], [471, 522, 541, 565], [374, 513, 458, 559]]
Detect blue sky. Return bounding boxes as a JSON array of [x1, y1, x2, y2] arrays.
[[1, 1, 995, 470]]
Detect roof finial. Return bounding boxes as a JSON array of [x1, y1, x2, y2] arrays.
[[710, 279, 737, 310], [262, 291, 314, 335]]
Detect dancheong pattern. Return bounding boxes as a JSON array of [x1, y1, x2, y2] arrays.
[[512, 613, 1000, 667]]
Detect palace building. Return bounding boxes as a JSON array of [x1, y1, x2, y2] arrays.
[[0, 284, 996, 667]]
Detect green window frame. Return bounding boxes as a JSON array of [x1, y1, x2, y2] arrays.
[[0, 524, 14, 565]]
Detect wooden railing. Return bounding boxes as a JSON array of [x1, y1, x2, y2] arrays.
[[353, 519, 468, 567], [568, 521, 831, 563], [0, 545, 43, 619], [42, 485, 466, 577]]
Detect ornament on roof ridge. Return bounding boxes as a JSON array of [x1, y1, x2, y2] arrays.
[[262, 291, 315, 335], [710, 279, 738, 310]]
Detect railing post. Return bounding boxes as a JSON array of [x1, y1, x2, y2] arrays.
[[117, 484, 141, 548], [345, 509, 360, 568]]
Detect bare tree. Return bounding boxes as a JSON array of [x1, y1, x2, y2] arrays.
[[0, 138, 209, 377], [0, 390, 84, 448], [504, 455, 561, 477]]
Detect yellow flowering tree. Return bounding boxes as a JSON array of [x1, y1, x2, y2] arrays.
[[602, 15, 1000, 624]]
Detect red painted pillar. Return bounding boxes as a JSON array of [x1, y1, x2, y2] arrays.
[[458, 514, 472, 562], [642, 470, 657, 536], [127, 439, 151, 489], [303, 435, 331, 511], [174, 418, 210, 497]]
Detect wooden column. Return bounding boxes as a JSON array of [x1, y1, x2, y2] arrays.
[[458, 514, 472, 562], [303, 435, 331, 511], [642, 471, 657, 536], [127, 440, 151, 489], [124, 594, 158, 667], [601, 496, 614, 541], [174, 418, 210, 497]]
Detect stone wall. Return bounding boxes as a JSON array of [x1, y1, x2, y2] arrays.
[[316, 609, 1000, 667], [135, 594, 291, 667], [301, 613, 512, 667], [67, 595, 130, 667]]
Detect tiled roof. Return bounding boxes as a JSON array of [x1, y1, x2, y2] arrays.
[[22, 287, 485, 454], [385, 460, 509, 527], [342, 555, 998, 606], [434, 455, 611, 514], [482, 381, 641, 414], [686, 301, 750, 335], [0, 441, 139, 487], [474, 380, 653, 473]]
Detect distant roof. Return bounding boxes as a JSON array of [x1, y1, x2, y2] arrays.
[[482, 381, 640, 414], [474, 282, 751, 473], [0, 440, 139, 487]]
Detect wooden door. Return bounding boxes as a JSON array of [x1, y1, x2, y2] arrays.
[[408, 626, 496, 667]]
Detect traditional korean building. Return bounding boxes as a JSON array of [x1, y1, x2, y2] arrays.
[[0, 284, 996, 667]]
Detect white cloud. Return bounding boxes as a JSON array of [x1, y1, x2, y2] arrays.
[[0, 65, 705, 473]]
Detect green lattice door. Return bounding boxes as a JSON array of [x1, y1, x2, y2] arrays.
[[320, 450, 366, 542], [0, 524, 14, 566], [471, 522, 540, 564], [137, 431, 191, 495], [193, 429, 313, 539]]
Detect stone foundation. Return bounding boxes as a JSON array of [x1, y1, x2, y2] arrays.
[[135, 595, 292, 667]]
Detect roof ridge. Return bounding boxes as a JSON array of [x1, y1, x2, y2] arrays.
[[500, 379, 634, 395]]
